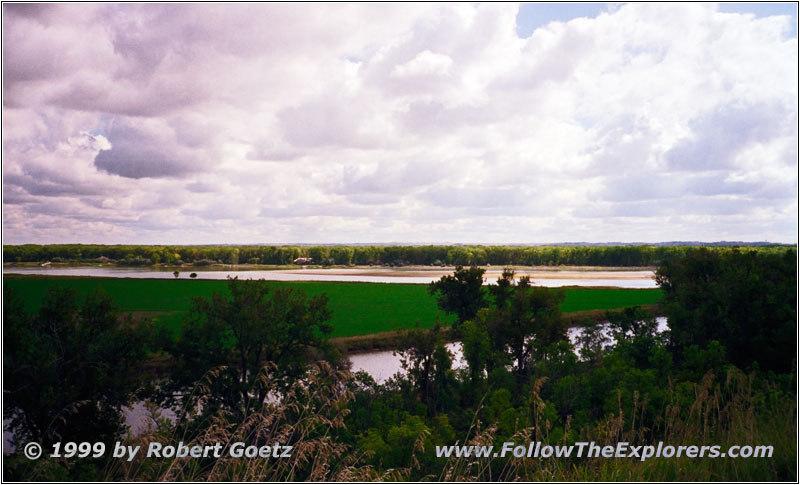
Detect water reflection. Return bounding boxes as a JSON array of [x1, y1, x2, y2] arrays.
[[349, 317, 668, 384]]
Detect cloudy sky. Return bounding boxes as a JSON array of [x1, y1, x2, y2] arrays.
[[2, 3, 797, 244]]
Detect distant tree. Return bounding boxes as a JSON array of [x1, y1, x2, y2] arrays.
[[330, 246, 354, 266], [605, 306, 663, 369], [428, 265, 486, 332], [3, 287, 156, 447], [606, 306, 660, 343], [574, 320, 609, 365]]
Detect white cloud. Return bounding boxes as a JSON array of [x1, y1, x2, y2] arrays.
[[2, 3, 797, 244], [391, 50, 454, 78]]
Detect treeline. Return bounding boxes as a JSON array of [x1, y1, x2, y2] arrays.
[[3, 243, 792, 267]]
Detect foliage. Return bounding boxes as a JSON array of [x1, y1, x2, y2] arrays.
[[164, 278, 335, 416], [3, 286, 157, 448], [428, 265, 487, 330], [3, 253, 796, 481], [656, 248, 796, 372], [395, 321, 455, 416], [6, 243, 792, 267]]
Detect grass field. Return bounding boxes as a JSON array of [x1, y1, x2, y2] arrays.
[[3, 276, 662, 338]]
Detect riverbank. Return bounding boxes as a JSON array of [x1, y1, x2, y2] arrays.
[[334, 303, 663, 353]]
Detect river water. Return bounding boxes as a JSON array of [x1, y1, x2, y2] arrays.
[[3, 266, 657, 288], [349, 317, 668, 384]]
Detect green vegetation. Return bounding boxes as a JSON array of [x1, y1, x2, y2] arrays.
[[3, 248, 795, 481], [163, 278, 337, 419], [3, 276, 662, 338], [656, 248, 796, 373], [4, 286, 158, 449], [428, 265, 487, 328], [4, 242, 791, 267]]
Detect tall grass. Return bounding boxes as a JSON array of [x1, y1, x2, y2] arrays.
[[16, 365, 789, 481], [103, 362, 406, 481], [438, 368, 796, 481]]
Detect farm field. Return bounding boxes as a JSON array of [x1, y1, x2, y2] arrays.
[[3, 276, 663, 338]]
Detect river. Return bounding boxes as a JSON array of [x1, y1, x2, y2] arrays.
[[3, 266, 657, 288], [348, 317, 668, 384]]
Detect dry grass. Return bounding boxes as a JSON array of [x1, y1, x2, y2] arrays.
[[90, 366, 793, 482], [104, 362, 408, 481], [436, 368, 796, 481]]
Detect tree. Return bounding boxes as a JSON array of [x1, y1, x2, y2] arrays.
[[574, 319, 609, 365], [606, 306, 659, 343], [428, 265, 486, 332], [655, 248, 796, 372], [396, 321, 453, 416], [461, 319, 491, 389], [605, 306, 662, 369], [487, 268, 515, 308], [484, 277, 566, 385], [166, 278, 334, 417], [3, 287, 157, 447]]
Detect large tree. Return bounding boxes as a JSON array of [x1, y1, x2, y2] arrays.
[[3, 287, 157, 447], [487, 276, 566, 384], [655, 248, 796, 373], [459, 271, 568, 389], [396, 321, 454, 416], [166, 277, 334, 417], [428, 265, 486, 332]]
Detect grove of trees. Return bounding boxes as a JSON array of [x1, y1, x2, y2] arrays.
[[3, 243, 792, 268]]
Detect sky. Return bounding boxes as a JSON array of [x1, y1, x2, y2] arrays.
[[2, 3, 797, 245]]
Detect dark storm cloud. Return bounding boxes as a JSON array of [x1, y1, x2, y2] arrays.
[[4, 169, 111, 198]]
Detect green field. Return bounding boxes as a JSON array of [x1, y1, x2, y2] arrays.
[[3, 276, 662, 338]]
